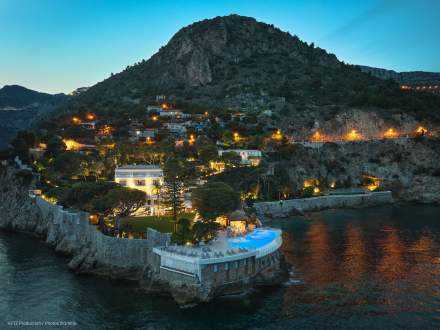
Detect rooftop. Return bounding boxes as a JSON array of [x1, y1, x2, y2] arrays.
[[116, 165, 162, 171]]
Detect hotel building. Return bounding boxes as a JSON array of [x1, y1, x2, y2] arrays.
[[114, 165, 164, 215]]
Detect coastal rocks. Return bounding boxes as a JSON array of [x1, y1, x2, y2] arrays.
[[255, 192, 394, 218], [0, 166, 158, 282], [0, 166, 287, 306], [283, 138, 440, 205]]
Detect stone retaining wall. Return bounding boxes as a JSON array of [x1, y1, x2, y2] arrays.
[[254, 191, 394, 218], [34, 196, 171, 277], [0, 166, 287, 306]]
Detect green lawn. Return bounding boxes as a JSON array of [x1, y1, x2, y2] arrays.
[[120, 213, 195, 233]]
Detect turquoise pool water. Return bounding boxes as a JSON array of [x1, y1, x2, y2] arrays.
[[227, 229, 278, 249]]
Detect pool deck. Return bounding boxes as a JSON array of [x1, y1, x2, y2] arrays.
[[153, 228, 282, 266]]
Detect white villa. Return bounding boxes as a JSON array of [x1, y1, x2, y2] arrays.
[[218, 149, 263, 166], [129, 128, 158, 142], [80, 121, 96, 130], [114, 165, 164, 215], [163, 122, 187, 135], [159, 110, 191, 120]]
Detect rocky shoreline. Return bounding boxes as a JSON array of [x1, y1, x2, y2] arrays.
[[254, 191, 394, 218], [0, 166, 288, 307]]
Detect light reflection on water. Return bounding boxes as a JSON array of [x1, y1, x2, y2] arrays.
[[1, 205, 440, 329], [279, 206, 440, 328]]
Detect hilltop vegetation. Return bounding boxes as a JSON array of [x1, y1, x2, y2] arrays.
[[0, 85, 68, 147], [65, 15, 440, 124]]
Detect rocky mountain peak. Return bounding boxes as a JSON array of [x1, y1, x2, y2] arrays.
[[70, 15, 440, 125]]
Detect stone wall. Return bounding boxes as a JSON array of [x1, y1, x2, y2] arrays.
[[35, 196, 171, 278], [0, 165, 286, 306], [254, 191, 394, 218]]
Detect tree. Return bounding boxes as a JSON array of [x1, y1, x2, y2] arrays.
[[46, 136, 66, 157], [162, 157, 185, 232], [89, 159, 105, 181], [51, 152, 89, 180], [220, 151, 242, 168], [198, 144, 218, 165], [172, 217, 192, 245], [92, 187, 146, 218], [51, 181, 118, 210], [192, 182, 240, 221], [191, 182, 240, 243], [191, 220, 220, 244], [10, 131, 35, 162]]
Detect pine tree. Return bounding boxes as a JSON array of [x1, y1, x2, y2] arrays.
[[162, 158, 185, 233]]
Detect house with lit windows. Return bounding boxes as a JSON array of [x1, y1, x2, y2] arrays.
[[218, 149, 262, 166], [114, 165, 164, 215]]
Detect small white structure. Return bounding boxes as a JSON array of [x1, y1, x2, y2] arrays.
[[159, 110, 191, 119], [147, 105, 163, 113], [114, 165, 164, 215], [129, 128, 158, 142], [163, 123, 187, 135], [80, 121, 96, 130], [218, 149, 262, 166]]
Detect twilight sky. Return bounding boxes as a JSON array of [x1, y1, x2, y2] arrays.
[[1, 0, 439, 94]]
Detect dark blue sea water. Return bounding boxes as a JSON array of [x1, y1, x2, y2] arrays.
[[1, 205, 440, 329]]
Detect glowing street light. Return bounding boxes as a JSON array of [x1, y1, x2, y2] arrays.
[[72, 117, 81, 124], [86, 113, 96, 121], [415, 126, 428, 136], [272, 129, 282, 141], [189, 134, 196, 145], [311, 131, 323, 142], [384, 128, 398, 139], [233, 132, 240, 142], [346, 129, 361, 141]]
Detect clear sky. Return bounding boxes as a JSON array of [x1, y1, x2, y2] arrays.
[[1, 0, 439, 94]]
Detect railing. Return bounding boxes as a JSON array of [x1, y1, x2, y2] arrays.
[[153, 228, 284, 278], [255, 234, 282, 258]]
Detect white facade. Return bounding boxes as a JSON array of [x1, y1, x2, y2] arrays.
[[163, 123, 187, 135], [147, 105, 162, 113], [218, 149, 262, 166], [114, 165, 164, 215], [129, 129, 158, 141]]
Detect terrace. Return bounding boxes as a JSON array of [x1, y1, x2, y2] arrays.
[[153, 228, 282, 278]]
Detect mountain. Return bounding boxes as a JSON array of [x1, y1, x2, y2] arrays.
[[68, 14, 440, 128], [358, 66, 440, 87], [0, 85, 64, 108], [0, 85, 68, 148]]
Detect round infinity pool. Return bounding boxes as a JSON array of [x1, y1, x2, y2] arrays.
[[227, 229, 279, 249]]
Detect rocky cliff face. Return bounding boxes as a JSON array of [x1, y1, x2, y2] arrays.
[[68, 14, 440, 125], [358, 65, 440, 86], [0, 166, 152, 279], [284, 138, 440, 204], [0, 165, 287, 306], [77, 15, 337, 107]]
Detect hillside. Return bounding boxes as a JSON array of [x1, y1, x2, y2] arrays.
[[358, 66, 440, 86], [67, 15, 440, 127], [0, 85, 64, 108], [0, 85, 67, 147]]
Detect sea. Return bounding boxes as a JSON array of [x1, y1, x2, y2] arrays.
[[1, 205, 440, 329]]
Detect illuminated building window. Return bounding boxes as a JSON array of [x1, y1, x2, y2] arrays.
[[134, 179, 145, 186], [119, 180, 127, 186]]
